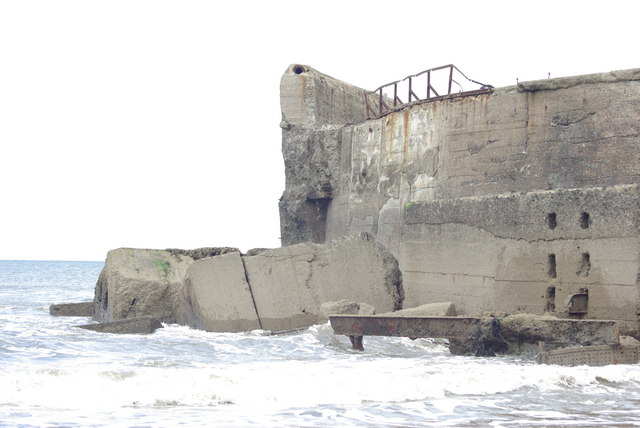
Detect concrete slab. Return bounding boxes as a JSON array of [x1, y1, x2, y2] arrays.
[[50, 302, 94, 317], [539, 344, 639, 366], [78, 317, 163, 334], [175, 252, 261, 333]]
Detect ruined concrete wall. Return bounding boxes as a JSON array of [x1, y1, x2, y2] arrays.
[[280, 66, 640, 329], [402, 185, 640, 324], [326, 71, 640, 252], [279, 64, 373, 245]]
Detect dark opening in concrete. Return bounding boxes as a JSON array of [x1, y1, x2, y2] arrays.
[[580, 212, 590, 229], [577, 253, 591, 277], [547, 254, 557, 278], [547, 212, 557, 229], [293, 65, 306, 75], [545, 286, 556, 312]]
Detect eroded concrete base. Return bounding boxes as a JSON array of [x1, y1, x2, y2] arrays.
[[78, 317, 163, 335], [49, 302, 94, 317]]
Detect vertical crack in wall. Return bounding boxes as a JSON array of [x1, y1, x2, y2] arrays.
[[240, 256, 263, 330]]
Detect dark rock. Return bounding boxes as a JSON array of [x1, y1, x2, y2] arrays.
[[78, 317, 163, 334], [49, 302, 94, 317]]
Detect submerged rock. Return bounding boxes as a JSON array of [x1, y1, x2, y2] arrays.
[[49, 302, 94, 317], [78, 317, 163, 335]]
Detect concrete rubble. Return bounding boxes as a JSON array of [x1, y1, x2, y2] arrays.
[[93, 247, 239, 324], [49, 65, 640, 365], [78, 317, 163, 335], [49, 302, 94, 317], [318, 300, 376, 324], [84, 233, 403, 334]]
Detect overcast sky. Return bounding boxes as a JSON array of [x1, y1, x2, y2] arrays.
[[1, 0, 638, 261]]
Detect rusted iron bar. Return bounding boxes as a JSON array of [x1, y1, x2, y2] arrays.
[[329, 315, 621, 357], [329, 315, 508, 356], [330, 315, 486, 340], [364, 64, 493, 119]]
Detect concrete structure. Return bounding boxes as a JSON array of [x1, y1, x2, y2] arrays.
[[243, 232, 403, 331], [93, 247, 239, 323], [539, 343, 640, 366], [91, 234, 403, 333], [176, 252, 261, 332], [49, 302, 94, 317], [318, 300, 377, 324], [79, 317, 163, 335], [329, 314, 620, 356], [380, 302, 457, 317], [280, 65, 640, 334]]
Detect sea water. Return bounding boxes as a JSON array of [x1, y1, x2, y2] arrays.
[[1, 260, 640, 427]]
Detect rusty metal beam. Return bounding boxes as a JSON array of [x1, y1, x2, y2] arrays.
[[329, 315, 621, 357], [330, 315, 486, 340], [329, 315, 508, 356], [364, 64, 494, 120]]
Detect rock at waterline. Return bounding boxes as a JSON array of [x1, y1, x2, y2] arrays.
[[49, 302, 94, 317], [93, 233, 403, 334], [78, 317, 163, 335]]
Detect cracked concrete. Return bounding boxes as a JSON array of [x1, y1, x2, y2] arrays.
[[280, 65, 640, 332]]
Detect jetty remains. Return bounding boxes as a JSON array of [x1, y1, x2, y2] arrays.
[[51, 63, 640, 365]]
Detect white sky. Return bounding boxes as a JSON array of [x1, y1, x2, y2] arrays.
[[1, 0, 638, 261]]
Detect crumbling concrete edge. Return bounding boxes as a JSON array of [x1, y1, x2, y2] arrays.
[[517, 67, 640, 92]]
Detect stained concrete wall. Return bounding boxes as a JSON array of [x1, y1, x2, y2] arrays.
[[402, 185, 640, 324], [280, 66, 640, 330]]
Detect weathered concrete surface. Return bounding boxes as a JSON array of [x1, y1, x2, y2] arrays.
[[78, 317, 163, 334], [245, 233, 403, 331], [49, 302, 94, 317], [279, 64, 374, 246], [279, 65, 640, 331], [400, 185, 640, 325], [539, 344, 639, 366], [175, 252, 261, 332], [93, 247, 238, 323], [380, 302, 457, 317], [539, 335, 640, 366], [500, 314, 620, 347], [318, 299, 376, 323]]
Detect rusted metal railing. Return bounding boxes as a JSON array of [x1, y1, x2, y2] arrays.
[[364, 64, 493, 119]]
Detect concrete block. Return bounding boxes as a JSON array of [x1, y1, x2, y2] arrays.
[[49, 302, 94, 317], [539, 344, 639, 366], [500, 314, 620, 347], [93, 247, 238, 323], [245, 233, 403, 331], [176, 252, 261, 333], [318, 300, 361, 324], [78, 317, 163, 335], [380, 302, 457, 317], [318, 300, 377, 323]]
